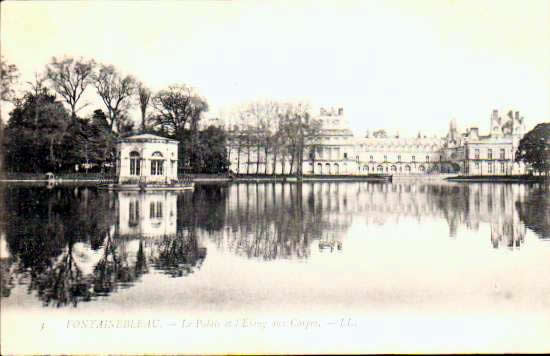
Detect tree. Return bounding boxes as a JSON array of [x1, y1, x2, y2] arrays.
[[515, 123, 550, 177], [4, 84, 72, 172], [1, 58, 19, 175], [150, 84, 208, 134], [277, 101, 322, 177], [136, 82, 151, 131], [45, 56, 95, 120], [92, 64, 136, 132], [240, 100, 280, 174], [373, 129, 388, 138], [1, 57, 19, 102]]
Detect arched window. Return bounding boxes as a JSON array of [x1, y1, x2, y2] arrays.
[[391, 165, 397, 172], [317, 163, 323, 174], [325, 163, 331, 175], [130, 151, 141, 175], [334, 163, 340, 175], [363, 165, 369, 172], [405, 165, 411, 172], [151, 151, 164, 176], [419, 165, 426, 172], [377, 165, 384, 172]]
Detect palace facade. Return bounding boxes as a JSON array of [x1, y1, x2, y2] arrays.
[[226, 108, 527, 176]]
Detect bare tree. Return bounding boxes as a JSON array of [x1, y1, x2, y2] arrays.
[[92, 64, 136, 132], [46, 56, 95, 120], [136, 82, 151, 131], [150, 84, 208, 134], [278, 101, 321, 178]]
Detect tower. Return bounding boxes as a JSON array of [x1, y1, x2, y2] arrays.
[[491, 109, 502, 137]]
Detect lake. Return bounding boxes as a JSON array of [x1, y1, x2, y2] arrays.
[[1, 181, 549, 353]]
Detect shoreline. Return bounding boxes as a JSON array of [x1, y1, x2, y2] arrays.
[[1, 174, 547, 184], [445, 175, 547, 183]]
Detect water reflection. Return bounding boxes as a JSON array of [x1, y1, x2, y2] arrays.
[[210, 183, 352, 260], [1, 181, 548, 307], [1, 186, 206, 306]]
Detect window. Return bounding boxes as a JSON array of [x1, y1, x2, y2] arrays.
[[384, 155, 387, 162], [343, 152, 348, 159], [151, 160, 164, 175], [500, 149, 505, 160], [398, 155, 401, 162], [377, 165, 384, 172], [500, 162, 505, 173], [475, 162, 480, 169], [129, 200, 139, 227], [151, 152, 164, 176], [129, 151, 141, 176], [370, 155, 373, 161], [426, 155, 430, 162], [475, 149, 480, 160], [488, 162, 493, 173], [412, 156, 416, 162], [150, 201, 163, 219], [488, 149, 493, 160], [439, 155, 442, 161]]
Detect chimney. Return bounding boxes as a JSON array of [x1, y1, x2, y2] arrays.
[[338, 107, 344, 116], [470, 127, 479, 139]]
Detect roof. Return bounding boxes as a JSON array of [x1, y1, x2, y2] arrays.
[[118, 134, 178, 144]]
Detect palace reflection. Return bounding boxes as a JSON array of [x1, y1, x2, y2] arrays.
[[1, 181, 548, 307]]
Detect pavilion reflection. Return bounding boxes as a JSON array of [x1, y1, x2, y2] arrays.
[[0, 187, 206, 307]]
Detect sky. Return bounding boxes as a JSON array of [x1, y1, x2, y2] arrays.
[[1, 0, 549, 137]]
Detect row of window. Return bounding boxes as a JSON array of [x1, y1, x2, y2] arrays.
[[129, 159, 164, 176], [357, 155, 439, 162], [128, 201, 164, 226], [473, 148, 507, 160], [473, 162, 507, 173]]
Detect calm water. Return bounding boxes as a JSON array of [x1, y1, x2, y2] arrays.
[[1, 181, 549, 353]]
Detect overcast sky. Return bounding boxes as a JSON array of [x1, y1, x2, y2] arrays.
[[2, 0, 549, 136]]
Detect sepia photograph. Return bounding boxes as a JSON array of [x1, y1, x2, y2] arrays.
[[1, 0, 549, 354]]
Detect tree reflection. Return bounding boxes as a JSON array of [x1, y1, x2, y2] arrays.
[[1, 186, 207, 307], [148, 230, 206, 277], [210, 183, 351, 260], [516, 184, 550, 240]]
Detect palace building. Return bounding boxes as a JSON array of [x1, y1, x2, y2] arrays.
[[226, 108, 527, 176]]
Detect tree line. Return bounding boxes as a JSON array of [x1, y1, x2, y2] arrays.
[[225, 100, 323, 177], [0, 56, 229, 174]]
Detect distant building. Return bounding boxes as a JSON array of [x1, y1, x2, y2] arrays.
[[461, 110, 527, 176], [226, 108, 527, 176]]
